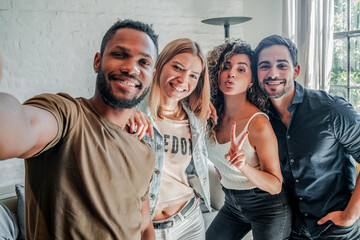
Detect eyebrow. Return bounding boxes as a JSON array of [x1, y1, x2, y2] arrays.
[[237, 62, 249, 67], [225, 61, 249, 67], [258, 59, 290, 65], [173, 61, 200, 75], [114, 46, 154, 60]]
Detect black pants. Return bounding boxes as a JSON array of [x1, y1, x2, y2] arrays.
[[290, 218, 360, 240], [206, 187, 292, 240]]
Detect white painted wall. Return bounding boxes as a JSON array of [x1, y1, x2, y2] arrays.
[[0, 0, 282, 198]]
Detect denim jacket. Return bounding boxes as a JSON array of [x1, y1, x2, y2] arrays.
[[138, 100, 211, 218]]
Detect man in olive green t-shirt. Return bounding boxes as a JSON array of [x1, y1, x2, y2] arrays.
[[0, 19, 158, 240]]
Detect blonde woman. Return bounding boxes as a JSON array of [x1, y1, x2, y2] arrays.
[[134, 38, 211, 239], [205, 41, 292, 239]]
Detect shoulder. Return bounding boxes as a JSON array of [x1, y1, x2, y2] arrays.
[[247, 112, 274, 143], [303, 88, 336, 105], [248, 113, 271, 133], [24, 93, 81, 111], [304, 88, 356, 115]]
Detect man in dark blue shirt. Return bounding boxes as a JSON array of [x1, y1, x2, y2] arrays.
[[252, 35, 360, 239]]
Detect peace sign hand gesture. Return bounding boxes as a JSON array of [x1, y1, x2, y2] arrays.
[[224, 121, 249, 170]]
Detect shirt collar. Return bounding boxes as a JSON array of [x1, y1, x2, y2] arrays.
[[268, 80, 304, 117], [291, 81, 305, 105]]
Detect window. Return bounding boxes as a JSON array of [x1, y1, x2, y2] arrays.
[[330, 0, 360, 112]]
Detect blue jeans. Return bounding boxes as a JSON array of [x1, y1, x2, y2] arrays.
[[290, 218, 360, 240], [206, 187, 292, 240]]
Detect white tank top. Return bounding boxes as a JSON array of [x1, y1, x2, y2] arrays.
[[206, 112, 269, 190]]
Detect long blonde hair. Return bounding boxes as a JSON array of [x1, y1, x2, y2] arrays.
[[149, 38, 210, 121]]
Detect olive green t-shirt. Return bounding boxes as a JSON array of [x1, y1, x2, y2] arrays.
[[23, 93, 155, 240]]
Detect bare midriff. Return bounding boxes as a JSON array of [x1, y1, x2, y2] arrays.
[[153, 201, 188, 221]]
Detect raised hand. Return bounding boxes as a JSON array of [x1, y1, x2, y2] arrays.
[[224, 121, 249, 170], [207, 102, 218, 124], [127, 110, 154, 140]]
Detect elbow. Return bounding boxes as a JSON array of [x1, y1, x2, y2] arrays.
[[268, 177, 283, 195], [268, 185, 282, 195]]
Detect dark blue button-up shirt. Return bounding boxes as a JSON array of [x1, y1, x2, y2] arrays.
[[269, 82, 360, 238]]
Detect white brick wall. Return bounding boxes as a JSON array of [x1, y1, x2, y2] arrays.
[[0, 0, 282, 198]]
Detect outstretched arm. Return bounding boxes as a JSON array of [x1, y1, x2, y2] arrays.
[[0, 93, 58, 159], [140, 199, 155, 240]]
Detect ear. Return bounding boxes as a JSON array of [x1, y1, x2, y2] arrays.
[[248, 81, 253, 88], [93, 52, 101, 73], [293, 64, 300, 79], [152, 69, 156, 78]]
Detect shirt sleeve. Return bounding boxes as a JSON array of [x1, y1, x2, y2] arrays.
[[23, 93, 80, 156], [331, 96, 360, 162]]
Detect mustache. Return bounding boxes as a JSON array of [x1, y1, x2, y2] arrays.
[[109, 72, 139, 81], [264, 77, 285, 81], [263, 77, 285, 81]]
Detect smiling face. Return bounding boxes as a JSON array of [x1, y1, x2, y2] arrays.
[[159, 52, 202, 104], [94, 28, 157, 109], [257, 45, 299, 99], [218, 54, 252, 96]]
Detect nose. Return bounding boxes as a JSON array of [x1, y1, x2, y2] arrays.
[[227, 67, 236, 78], [267, 66, 279, 79], [120, 59, 140, 76], [178, 71, 190, 84]]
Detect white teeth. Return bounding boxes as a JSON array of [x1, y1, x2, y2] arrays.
[[170, 83, 185, 92], [267, 81, 283, 85], [121, 81, 136, 87], [174, 85, 184, 91]]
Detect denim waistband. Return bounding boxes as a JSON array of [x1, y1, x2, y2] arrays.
[[152, 197, 196, 229]]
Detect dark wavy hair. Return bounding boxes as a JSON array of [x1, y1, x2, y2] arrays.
[[207, 40, 269, 143]]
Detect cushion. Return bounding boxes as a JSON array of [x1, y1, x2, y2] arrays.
[[15, 184, 25, 240], [0, 203, 19, 240]]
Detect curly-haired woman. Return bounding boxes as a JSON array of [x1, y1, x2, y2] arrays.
[[205, 41, 292, 240]]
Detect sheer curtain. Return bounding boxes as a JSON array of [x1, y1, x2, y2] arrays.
[[282, 0, 334, 91]]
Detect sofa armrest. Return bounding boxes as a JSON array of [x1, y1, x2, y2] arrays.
[[0, 197, 17, 214]]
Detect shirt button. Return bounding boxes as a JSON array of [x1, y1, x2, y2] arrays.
[[290, 159, 294, 163], [299, 197, 303, 201], [155, 170, 160, 175], [157, 144, 162, 149], [287, 135, 291, 139], [151, 194, 156, 199], [295, 179, 299, 183], [304, 213, 308, 217]]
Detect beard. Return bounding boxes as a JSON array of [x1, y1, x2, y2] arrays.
[[96, 65, 150, 109], [261, 78, 294, 99]]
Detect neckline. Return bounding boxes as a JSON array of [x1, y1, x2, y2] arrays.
[[214, 112, 266, 145]]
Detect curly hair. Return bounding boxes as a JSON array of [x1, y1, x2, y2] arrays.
[[207, 40, 269, 143]]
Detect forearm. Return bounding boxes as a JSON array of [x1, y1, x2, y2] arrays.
[[141, 226, 155, 240], [140, 199, 155, 240], [240, 163, 282, 195], [343, 174, 360, 222]]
